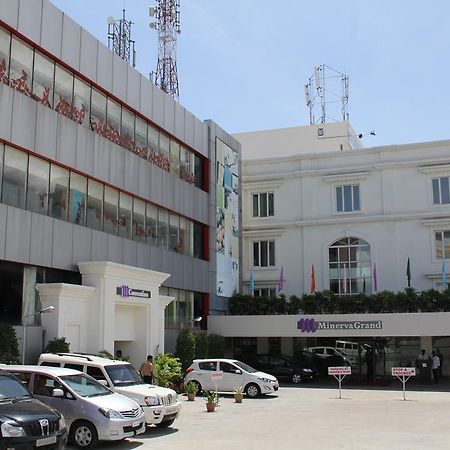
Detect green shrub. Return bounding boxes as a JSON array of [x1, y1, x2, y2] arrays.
[[0, 324, 20, 364], [45, 337, 70, 353], [194, 332, 209, 359], [176, 329, 196, 370], [208, 334, 225, 358], [154, 353, 182, 388]]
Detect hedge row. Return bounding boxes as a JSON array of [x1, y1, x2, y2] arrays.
[[228, 288, 450, 315]]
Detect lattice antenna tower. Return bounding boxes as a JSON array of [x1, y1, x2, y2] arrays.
[[107, 10, 136, 67], [304, 64, 349, 125], [149, 0, 181, 101]]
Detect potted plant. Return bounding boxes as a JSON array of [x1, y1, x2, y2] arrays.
[[234, 386, 244, 403], [205, 391, 218, 412], [185, 381, 198, 401]]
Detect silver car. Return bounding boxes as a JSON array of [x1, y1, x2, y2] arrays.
[[4, 365, 145, 449]]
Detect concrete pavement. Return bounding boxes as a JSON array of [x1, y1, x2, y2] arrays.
[[92, 385, 450, 450]]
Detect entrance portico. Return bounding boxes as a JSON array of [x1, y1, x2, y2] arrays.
[[37, 261, 173, 367]]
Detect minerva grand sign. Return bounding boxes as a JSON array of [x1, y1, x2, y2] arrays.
[[297, 318, 383, 333]]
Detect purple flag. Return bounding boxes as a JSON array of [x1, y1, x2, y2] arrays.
[[277, 266, 284, 293]]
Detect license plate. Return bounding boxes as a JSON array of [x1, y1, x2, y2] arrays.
[[132, 421, 140, 428], [36, 436, 57, 447]]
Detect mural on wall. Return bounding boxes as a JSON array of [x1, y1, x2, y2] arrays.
[[216, 138, 239, 297]]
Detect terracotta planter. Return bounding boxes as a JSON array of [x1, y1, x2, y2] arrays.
[[187, 393, 196, 401], [234, 393, 243, 403], [206, 402, 216, 412]]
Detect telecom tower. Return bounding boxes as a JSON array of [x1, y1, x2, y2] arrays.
[[107, 10, 136, 67], [305, 64, 349, 125], [149, 0, 181, 101]]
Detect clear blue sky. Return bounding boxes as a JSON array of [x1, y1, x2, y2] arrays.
[[51, 0, 450, 147]]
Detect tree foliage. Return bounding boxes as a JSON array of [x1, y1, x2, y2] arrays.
[[175, 329, 196, 370], [208, 334, 225, 358], [0, 324, 20, 364], [154, 353, 182, 388], [45, 337, 70, 353]]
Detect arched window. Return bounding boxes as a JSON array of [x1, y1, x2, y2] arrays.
[[329, 237, 371, 295]]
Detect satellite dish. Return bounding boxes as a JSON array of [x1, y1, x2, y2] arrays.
[[149, 22, 157, 29], [107, 16, 115, 25]]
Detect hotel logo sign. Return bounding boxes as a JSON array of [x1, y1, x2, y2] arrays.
[[297, 318, 382, 333], [116, 285, 151, 299]]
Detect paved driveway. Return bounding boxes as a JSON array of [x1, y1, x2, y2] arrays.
[[91, 385, 450, 450]]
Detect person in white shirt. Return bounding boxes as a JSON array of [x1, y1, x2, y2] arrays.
[[431, 350, 441, 384]]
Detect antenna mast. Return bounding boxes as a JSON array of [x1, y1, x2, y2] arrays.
[[107, 9, 136, 67], [305, 64, 349, 124], [149, 0, 181, 101]]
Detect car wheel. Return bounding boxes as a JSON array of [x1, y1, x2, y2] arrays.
[[245, 383, 261, 398], [155, 419, 175, 428], [70, 421, 98, 449], [292, 373, 303, 384]]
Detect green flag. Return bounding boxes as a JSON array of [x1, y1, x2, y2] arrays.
[[406, 257, 411, 287]]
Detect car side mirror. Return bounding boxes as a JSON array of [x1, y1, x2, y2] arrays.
[[235, 369, 242, 374], [52, 388, 64, 398], [98, 379, 108, 386]]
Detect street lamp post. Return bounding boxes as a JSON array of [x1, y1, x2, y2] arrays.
[[22, 306, 55, 364], [181, 316, 202, 330]]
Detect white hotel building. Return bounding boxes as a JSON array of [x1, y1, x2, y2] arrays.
[[209, 121, 450, 375]]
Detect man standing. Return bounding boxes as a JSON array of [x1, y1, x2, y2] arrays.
[[431, 351, 440, 384], [436, 349, 444, 377], [140, 355, 154, 384]]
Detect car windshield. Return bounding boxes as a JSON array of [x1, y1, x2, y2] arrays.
[[0, 375, 32, 401], [105, 364, 144, 387], [60, 374, 111, 397], [233, 361, 258, 373]]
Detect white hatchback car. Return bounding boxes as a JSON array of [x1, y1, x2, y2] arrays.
[[184, 359, 279, 398]]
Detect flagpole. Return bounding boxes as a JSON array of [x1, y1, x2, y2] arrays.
[[442, 239, 447, 290]]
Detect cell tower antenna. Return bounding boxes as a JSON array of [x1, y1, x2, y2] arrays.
[[107, 9, 136, 67], [149, 0, 181, 101], [304, 64, 349, 125]]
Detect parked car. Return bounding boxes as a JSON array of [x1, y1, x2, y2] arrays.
[[305, 347, 353, 374], [38, 353, 181, 428], [0, 369, 67, 450], [335, 340, 367, 361], [245, 354, 315, 384], [184, 358, 279, 397], [4, 365, 146, 449]]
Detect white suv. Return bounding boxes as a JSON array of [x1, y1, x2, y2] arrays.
[[185, 359, 279, 398], [38, 353, 181, 428]]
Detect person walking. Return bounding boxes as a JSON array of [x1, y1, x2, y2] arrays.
[[140, 355, 154, 384], [436, 349, 444, 377], [431, 351, 440, 384]]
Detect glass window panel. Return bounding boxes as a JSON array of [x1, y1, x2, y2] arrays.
[[158, 208, 168, 248], [329, 247, 338, 262], [179, 216, 188, 255], [121, 108, 135, 150], [90, 88, 106, 135], [252, 194, 258, 217], [170, 140, 180, 176], [339, 247, 349, 262], [49, 164, 69, 220], [26, 156, 49, 215], [259, 193, 267, 217], [135, 117, 148, 158], [353, 185, 360, 210], [329, 279, 340, 294], [343, 185, 353, 211], [349, 247, 357, 262], [106, 98, 121, 144], [260, 241, 268, 267], [444, 231, 450, 259], [73, 77, 90, 126], [432, 178, 440, 204], [103, 186, 119, 234], [180, 146, 190, 182], [118, 192, 132, 238], [441, 178, 450, 204], [193, 222, 203, 259], [147, 125, 159, 155], [86, 179, 103, 230], [268, 193, 274, 216], [2, 146, 27, 209], [269, 241, 275, 266], [436, 231, 443, 259], [194, 154, 203, 189], [336, 186, 343, 212], [145, 203, 158, 245], [32, 51, 54, 108], [133, 198, 145, 242], [54, 64, 73, 118], [69, 173, 86, 226], [0, 27, 10, 85], [9, 37, 33, 95], [169, 213, 179, 251], [253, 241, 259, 266], [329, 263, 339, 279], [159, 134, 170, 171]]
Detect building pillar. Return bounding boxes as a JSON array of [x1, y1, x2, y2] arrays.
[[420, 336, 433, 355], [281, 337, 294, 357], [257, 337, 269, 354]]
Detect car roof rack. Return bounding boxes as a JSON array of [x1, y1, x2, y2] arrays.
[[54, 353, 94, 361]]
